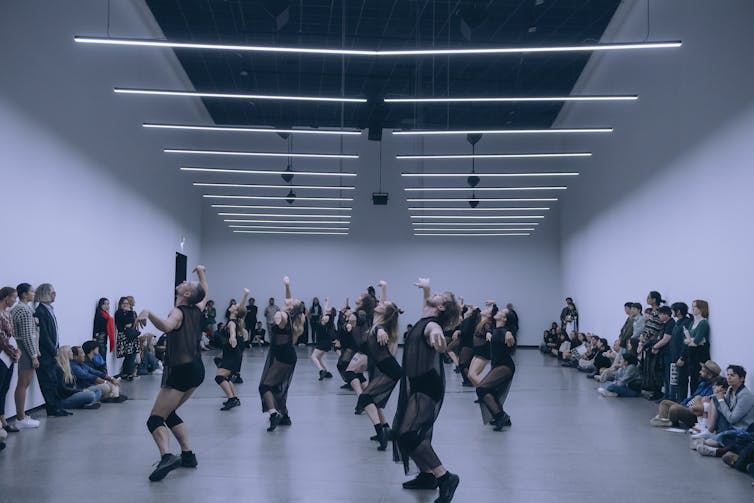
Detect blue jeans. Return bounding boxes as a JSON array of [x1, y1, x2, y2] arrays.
[[59, 390, 98, 409], [606, 382, 641, 397]]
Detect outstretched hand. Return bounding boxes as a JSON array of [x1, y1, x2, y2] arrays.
[[283, 276, 290, 285], [243, 288, 250, 295], [377, 280, 387, 288], [193, 265, 206, 274], [136, 310, 150, 328], [415, 277, 430, 289]]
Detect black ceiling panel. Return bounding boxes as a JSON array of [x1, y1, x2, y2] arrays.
[[145, 0, 621, 130]]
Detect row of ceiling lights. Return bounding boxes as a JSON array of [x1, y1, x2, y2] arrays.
[[76, 35, 681, 237]]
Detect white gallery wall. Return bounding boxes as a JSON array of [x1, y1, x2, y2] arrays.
[[0, 0, 208, 416], [557, 0, 754, 373]]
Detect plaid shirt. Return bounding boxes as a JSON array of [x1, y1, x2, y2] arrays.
[[0, 310, 20, 360], [11, 302, 39, 358]]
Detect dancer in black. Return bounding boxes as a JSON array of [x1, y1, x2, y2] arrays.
[[258, 276, 305, 432], [392, 278, 461, 503], [334, 306, 356, 389], [467, 304, 495, 386], [344, 293, 376, 398], [137, 265, 208, 482], [310, 298, 335, 380], [357, 281, 402, 451], [215, 288, 249, 411], [457, 306, 480, 387], [476, 308, 516, 431]]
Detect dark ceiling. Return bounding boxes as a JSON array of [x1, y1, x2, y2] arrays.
[[145, 0, 621, 133]]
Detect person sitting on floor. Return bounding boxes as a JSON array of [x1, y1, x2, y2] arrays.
[[71, 346, 127, 403], [650, 359, 721, 428], [593, 339, 622, 381], [82, 340, 108, 374], [55, 346, 101, 410], [137, 334, 162, 375], [597, 353, 642, 397], [695, 365, 754, 457]]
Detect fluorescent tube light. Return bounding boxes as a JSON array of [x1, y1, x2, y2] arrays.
[[405, 186, 566, 192], [409, 207, 549, 211], [414, 233, 530, 236], [219, 213, 351, 218], [182, 167, 356, 177], [410, 215, 545, 220], [115, 88, 365, 103], [234, 230, 349, 235], [401, 172, 578, 178], [76, 36, 680, 57], [167, 149, 358, 159], [211, 204, 352, 211], [415, 222, 539, 226], [413, 227, 535, 232], [229, 225, 349, 231], [203, 195, 353, 201], [194, 183, 354, 190], [397, 153, 590, 160], [225, 219, 351, 224], [144, 123, 361, 135], [386, 96, 637, 103], [407, 197, 557, 202], [393, 128, 612, 135]]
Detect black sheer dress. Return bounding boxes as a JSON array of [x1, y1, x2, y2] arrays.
[[357, 325, 402, 413], [476, 325, 516, 425], [258, 316, 297, 415], [392, 316, 445, 474], [335, 324, 356, 384]]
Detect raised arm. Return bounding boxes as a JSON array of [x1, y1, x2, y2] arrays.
[[377, 280, 387, 302], [137, 307, 183, 334], [194, 265, 209, 312], [239, 288, 250, 309], [415, 277, 430, 308], [283, 276, 292, 300]]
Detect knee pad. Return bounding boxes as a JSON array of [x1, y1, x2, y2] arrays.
[[215, 375, 228, 385], [147, 415, 165, 433], [165, 411, 183, 429], [396, 431, 422, 453], [476, 387, 491, 399], [356, 394, 374, 409]]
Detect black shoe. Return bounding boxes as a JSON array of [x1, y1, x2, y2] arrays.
[[435, 472, 460, 503], [354, 404, 364, 415], [492, 412, 512, 431], [646, 392, 662, 401], [402, 472, 438, 490], [47, 409, 71, 417], [220, 397, 241, 411], [113, 395, 128, 403], [340, 383, 352, 390], [149, 453, 181, 481], [267, 412, 281, 432], [3, 424, 20, 433], [0, 441, 5, 451], [370, 425, 392, 441], [181, 451, 198, 468], [324, 371, 333, 379], [376, 425, 389, 451], [319, 370, 326, 381], [82, 402, 101, 410], [279, 414, 292, 426]]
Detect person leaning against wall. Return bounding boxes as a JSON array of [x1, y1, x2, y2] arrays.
[[35, 283, 70, 417], [0, 287, 22, 437], [10, 283, 40, 428]]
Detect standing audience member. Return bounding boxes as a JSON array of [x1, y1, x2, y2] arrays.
[[618, 302, 634, 350], [681, 299, 711, 394], [651, 306, 676, 400], [91, 298, 115, 368], [244, 298, 258, 345], [669, 302, 693, 402], [264, 297, 279, 343], [10, 283, 40, 428], [115, 297, 139, 381], [308, 297, 323, 348], [0, 287, 21, 434], [35, 283, 69, 417], [637, 291, 666, 400]]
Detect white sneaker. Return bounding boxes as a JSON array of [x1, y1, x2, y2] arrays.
[[690, 430, 713, 440], [597, 387, 618, 397], [152, 369, 163, 375], [15, 417, 40, 429]]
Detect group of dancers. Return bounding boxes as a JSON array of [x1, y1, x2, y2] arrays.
[[136, 266, 517, 503]]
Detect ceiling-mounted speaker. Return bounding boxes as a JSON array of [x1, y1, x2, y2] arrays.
[[466, 133, 483, 146], [372, 192, 389, 205], [285, 189, 296, 204], [468, 199, 480, 208], [467, 175, 480, 188]]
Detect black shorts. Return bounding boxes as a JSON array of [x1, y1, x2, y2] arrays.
[[473, 345, 491, 361], [164, 358, 205, 392], [218, 344, 242, 372]]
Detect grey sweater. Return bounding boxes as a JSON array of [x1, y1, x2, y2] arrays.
[[716, 385, 754, 430]]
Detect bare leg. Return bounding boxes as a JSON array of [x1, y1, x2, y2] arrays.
[[216, 369, 235, 398], [468, 357, 489, 387], [149, 387, 194, 456], [705, 403, 718, 433], [364, 403, 380, 425], [377, 408, 387, 424], [448, 351, 459, 367], [14, 368, 34, 421], [310, 349, 326, 371]]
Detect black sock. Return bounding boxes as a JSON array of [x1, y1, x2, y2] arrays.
[[382, 423, 390, 429], [437, 472, 450, 483], [182, 450, 193, 455]]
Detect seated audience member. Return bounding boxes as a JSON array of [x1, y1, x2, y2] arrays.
[[252, 321, 266, 347], [597, 353, 642, 397], [81, 340, 107, 373], [594, 339, 624, 382], [562, 332, 587, 367], [555, 331, 571, 360], [212, 322, 226, 348], [695, 365, 754, 457], [55, 346, 101, 410], [136, 334, 161, 375], [71, 346, 126, 403], [650, 360, 721, 427], [154, 333, 167, 363]]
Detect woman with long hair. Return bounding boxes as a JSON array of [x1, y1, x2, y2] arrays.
[[92, 298, 115, 367], [682, 299, 711, 393], [334, 308, 356, 389], [54, 346, 100, 410], [467, 304, 495, 386], [310, 300, 335, 380], [215, 289, 249, 411], [357, 281, 402, 451], [343, 292, 377, 398], [115, 297, 139, 381], [224, 299, 237, 323], [392, 277, 461, 502], [0, 287, 21, 436], [258, 276, 305, 432], [476, 309, 516, 431], [457, 306, 480, 387]]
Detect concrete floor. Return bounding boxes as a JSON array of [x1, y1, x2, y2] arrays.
[[0, 348, 751, 502]]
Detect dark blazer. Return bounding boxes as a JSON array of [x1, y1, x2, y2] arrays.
[[35, 304, 58, 362]]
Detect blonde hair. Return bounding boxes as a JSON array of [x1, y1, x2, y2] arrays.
[[372, 302, 401, 345], [56, 346, 74, 384]]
